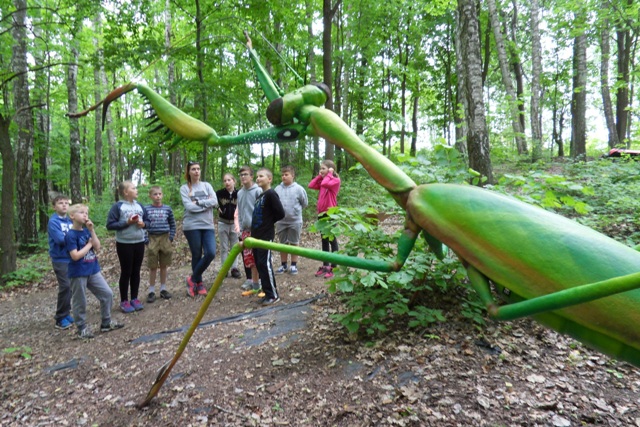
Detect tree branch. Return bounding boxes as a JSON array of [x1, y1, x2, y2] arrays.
[[0, 62, 77, 90]]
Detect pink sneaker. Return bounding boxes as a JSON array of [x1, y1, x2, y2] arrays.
[[186, 276, 196, 297], [196, 282, 207, 296], [120, 300, 135, 313], [315, 266, 327, 277], [323, 267, 334, 279]]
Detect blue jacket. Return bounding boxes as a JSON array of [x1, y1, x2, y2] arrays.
[[48, 213, 73, 263]]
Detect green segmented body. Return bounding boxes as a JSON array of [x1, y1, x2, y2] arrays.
[[408, 184, 640, 366]]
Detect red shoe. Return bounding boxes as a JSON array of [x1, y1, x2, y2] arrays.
[[323, 267, 334, 279], [315, 266, 327, 277], [196, 282, 207, 295], [186, 276, 196, 297]]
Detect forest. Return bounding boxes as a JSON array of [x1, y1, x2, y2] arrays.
[[0, 0, 639, 277]]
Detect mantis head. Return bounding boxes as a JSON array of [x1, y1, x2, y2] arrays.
[[266, 83, 331, 126]]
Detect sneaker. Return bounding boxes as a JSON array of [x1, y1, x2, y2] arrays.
[[77, 327, 94, 339], [186, 276, 196, 297], [241, 282, 261, 297], [160, 290, 172, 299], [289, 265, 298, 275], [147, 292, 156, 303], [100, 321, 125, 333], [260, 297, 280, 306], [323, 267, 334, 279], [64, 314, 75, 324], [120, 301, 135, 314], [196, 282, 207, 296], [230, 268, 242, 279], [240, 279, 254, 291], [275, 265, 287, 274], [257, 291, 266, 298], [130, 299, 144, 311], [55, 317, 73, 330], [315, 266, 327, 277]]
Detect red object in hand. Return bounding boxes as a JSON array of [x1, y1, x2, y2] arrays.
[[131, 214, 139, 222]]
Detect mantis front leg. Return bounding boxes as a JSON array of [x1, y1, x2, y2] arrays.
[[138, 221, 420, 407]]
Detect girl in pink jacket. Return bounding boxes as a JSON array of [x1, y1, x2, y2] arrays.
[[308, 160, 341, 279]]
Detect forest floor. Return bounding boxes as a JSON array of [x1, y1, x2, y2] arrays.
[[1, 220, 639, 427]]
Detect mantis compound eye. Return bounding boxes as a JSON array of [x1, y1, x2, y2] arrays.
[[312, 82, 331, 101], [266, 97, 284, 126]]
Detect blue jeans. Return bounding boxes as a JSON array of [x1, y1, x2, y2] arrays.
[[183, 229, 216, 283]]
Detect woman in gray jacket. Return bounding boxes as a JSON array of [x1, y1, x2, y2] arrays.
[[180, 161, 218, 297]]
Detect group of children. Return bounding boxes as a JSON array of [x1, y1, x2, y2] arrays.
[[48, 160, 340, 337]]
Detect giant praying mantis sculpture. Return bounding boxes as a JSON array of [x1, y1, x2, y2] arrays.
[[71, 33, 640, 407]]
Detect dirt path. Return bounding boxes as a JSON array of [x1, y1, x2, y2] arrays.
[[1, 228, 639, 426]]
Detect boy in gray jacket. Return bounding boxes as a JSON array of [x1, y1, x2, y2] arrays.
[[274, 165, 308, 275], [236, 166, 262, 292]]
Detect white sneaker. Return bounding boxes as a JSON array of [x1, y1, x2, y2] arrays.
[[275, 265, 287, 274], [289, 265, 298, 275]]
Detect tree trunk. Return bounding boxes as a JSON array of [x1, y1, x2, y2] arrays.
[[615, 24, 632, 145], [67, 46, 82, 202], [600, 16, 619, 149], [306, 0, 320, 176], [0, 114, 17, 274], [530, 0, 543, 162], [457, 0, 494, 184], [195, 0, 209, 180], [570, 24, 587, 159], [12, 0, 38, 248], [410, 90, 419, 157], [454, 11, 468, 157], [103, 71, 118, 194], [322, 0, 342, 160], [165, 0, 180, 176], [93, 13, 104, 197], [486, 0, 527, 155]]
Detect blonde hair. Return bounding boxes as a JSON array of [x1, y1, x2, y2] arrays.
[[256, 167, 273, 179], [118, 180, 135, 197], [149, 185, 162, 195], [68, 203, 88, 217]]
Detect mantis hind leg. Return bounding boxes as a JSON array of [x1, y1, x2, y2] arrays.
[[466, 265, 640, 321]]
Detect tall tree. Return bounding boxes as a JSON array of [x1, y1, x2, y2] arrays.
[[570, 12, 587, 159], [12, 0, 38, 248], [457, 0, 494, 183], [486, 0, 527, 155], [67, 45, 82, 202], [530, 0, 543, 162], [599, 13, 619, 149], [322, 0, 342, 161], [0, 112, 17, 274]]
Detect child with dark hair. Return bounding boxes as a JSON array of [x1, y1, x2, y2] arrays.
[[236, 165, 262, 294], [48, 194, 74, 330], [251, 168, 285, 305], [216, 173, 241, 279]]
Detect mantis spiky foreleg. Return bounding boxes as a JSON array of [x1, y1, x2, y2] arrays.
[[139, 223, 420, 407]]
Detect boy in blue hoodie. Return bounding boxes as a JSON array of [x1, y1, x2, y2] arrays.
[[48, 194, 74, 330]]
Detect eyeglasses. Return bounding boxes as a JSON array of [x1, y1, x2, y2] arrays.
[[239, 173, 250, 177], [187, 161, 199, 167]]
